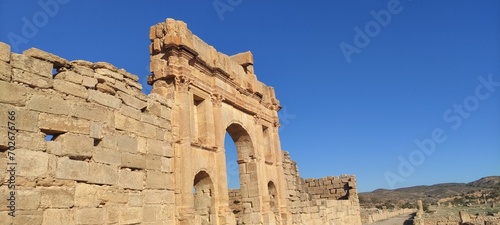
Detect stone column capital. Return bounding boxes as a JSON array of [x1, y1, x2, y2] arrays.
[[175, 75, 191, 93], [211, 93, 225, 107]]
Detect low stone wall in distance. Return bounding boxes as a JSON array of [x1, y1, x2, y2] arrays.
[[282, 151, 362, 225]]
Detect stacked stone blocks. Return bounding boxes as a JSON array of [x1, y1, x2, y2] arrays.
[[0, 41, 175, 225], [282, 151, 362, 225]]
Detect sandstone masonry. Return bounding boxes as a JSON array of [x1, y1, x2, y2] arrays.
[[0, 18, 362, 225]]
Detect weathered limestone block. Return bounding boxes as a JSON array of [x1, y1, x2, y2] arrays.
[[121, 153, 146, 169], [146, 139, 169, 156], [146, 97, 171, 120], [0, 81, 29, 105], [143, 190, 174, 204], [11, 53, 53, 78], [12, 68, 53, 88], [42, 209, 75, 225], [137, 137, 147, 154], [145, 170, 170, 189], [92, 147, 121, 166], [0, 107, 38, 133], [93, 61, 118, 71], [120, 207, 143, 224], [96, 83, 116, 95], [0, 60, 11, 81], [82, 76, 98, 88], [119, 169, 144, 190], [120, 104, 142, 121], [75, 208, 105, 225], [141, 113, 168, 128], [114, 112, 141, 133], [100, 189, 128, 204], [70, 102, 112, 124], [27, 94, 70, 115], [55, 133, 93, 158], [88, 162, 118, 185], [23, 48, 69, 68], [111, 80, 129, 93], [16, 109, 39, 132], [88, 89, 121, 109], [95, 68, 123, 81], [54, 79, 88, 98], [55, 70, 84, 84], [71, 64, 94, 77], [117, 68, 139, 81], [145, 154, 162, 171], [90, 122, 103, 139], [116, 134, 138, 153], [105, 204, 120, 224], [12, 210, 43, 225], [17, 149, 49, 178], [16, 132, 46, 151], [17, 189, 41, 210], [128, 193, 143, 207], [125, 78, 143, 91], [55, 157, 89, 181], [39, 113, 90, 134], [118, 91, 147, 110], [230, 51, 254, 67], [143, 205, 162, 222], [40, 188, 74, 208], [94, 73, 116, 85], [75, 183, 100, 207], [0, 42, 10, 62], [161, 157, 173, 173], [99, 134, 118, 150]]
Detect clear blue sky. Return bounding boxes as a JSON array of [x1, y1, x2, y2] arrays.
[[1, 1, 499, 192]]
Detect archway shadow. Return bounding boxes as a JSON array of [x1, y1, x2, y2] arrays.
[[403, 213, 416, 225]]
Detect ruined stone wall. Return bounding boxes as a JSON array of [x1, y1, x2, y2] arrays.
[[411, 205, 500, 225], [418, 215, 500, 225], [282, 151, 362, 225], [228, 189, 243, 220], [0, 42, 175, 224], [0, 17, 364, 225], [303, 175, 357, 201]]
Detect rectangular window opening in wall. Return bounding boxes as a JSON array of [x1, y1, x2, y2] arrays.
[[52, 68, 58, 79], [193, 95, 207, 144], [93, 138, 102, 147], [41, 129, 65, 142]]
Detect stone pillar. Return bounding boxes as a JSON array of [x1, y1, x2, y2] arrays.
[[173, 76, 197, 222], [211, 93, 236, 224], [418, 200, 424, 215], [459, 210, 471, 223], [272, 122, 292, 225]]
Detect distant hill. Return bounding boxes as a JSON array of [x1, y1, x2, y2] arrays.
[[359, 176, 500, 208], [469, 176, 500, 188]]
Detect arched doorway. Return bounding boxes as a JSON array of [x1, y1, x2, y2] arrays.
[[225, 123, 260, 224], [193, 171, 215, 225]]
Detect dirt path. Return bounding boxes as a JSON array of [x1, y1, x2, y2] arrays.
[[365, 214, 414, 225]]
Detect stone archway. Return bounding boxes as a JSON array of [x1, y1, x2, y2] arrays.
[[225, 123, 260, 224], [193, 171, 216, 225]]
